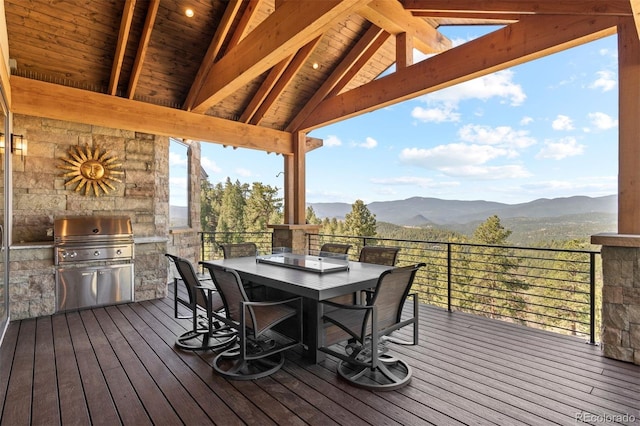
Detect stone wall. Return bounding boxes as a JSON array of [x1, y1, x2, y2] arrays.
[[600, 245, 640, 365], [8, 114, 202, 319]]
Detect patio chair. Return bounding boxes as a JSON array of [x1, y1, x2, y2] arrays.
[[320, 243, 352, 256], [202, 263, 303, 380], [318, 263, 424, 391], [219, 242, 258, 258], [165, 254, 236, 351], [358, 246, 400, 266]]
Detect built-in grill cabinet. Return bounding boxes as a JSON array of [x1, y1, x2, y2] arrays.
[[54, 216, 134, 312]]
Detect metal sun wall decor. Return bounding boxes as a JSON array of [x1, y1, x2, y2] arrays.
[[59, 145, 124, 196]]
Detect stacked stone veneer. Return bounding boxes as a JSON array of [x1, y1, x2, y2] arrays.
[[600, 245, 640, 365], [8, 114, 202, 319]]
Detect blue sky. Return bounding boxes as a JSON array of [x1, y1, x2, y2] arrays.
[[193, 26, 619, 206]]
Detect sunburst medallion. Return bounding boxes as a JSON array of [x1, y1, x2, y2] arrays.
[[59, 145, 124, 196]]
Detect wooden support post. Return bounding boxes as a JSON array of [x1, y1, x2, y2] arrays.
[[293, 131, 306, 224], [618, 17, 640, 234], [396, 32, 413, 69], [283, 153, 294, 224]]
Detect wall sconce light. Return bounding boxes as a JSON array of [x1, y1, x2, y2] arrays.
[[11, 134, 26, 162]]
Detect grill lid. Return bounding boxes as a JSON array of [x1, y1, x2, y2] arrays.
[[54, 216, 133, 243]]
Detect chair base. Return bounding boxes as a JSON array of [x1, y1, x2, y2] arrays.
[[337, 354, 412, 391], [213, 350, 284, 380], [175, 326, 236, 351]]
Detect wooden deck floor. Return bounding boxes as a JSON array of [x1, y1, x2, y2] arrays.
[[1, 292, 639, 425]]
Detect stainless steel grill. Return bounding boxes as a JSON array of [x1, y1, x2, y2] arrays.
[[54, 216, 135, 312]]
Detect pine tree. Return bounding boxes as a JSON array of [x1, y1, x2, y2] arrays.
[[244, 182, 283, 232], [344, 200, 376, 237], [217, 178, 246, 242]]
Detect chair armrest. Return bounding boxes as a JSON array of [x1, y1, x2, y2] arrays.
[[242, 296, 302, 307], [320, 299, 372, 311]]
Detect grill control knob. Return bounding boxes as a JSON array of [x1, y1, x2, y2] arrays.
[[116, 249, 122, 255], [94, 250, 101, 257], [69, 251, 77, 258]]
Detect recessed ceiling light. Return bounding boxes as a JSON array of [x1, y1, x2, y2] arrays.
[[312, 62, 319, 70], [185, 8, 194, 18]]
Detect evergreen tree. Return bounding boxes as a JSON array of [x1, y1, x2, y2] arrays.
[[306, 206, 322, 225], [201, 180, 223, 232], [344, 200, 376, 237], [244, 182, 283, 232], [217, 178, 246, 242]]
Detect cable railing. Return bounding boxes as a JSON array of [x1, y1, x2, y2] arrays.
[[201, 231, 600, 343]]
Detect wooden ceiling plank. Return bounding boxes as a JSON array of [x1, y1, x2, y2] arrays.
[[401, 0, 633, 16], [226, 0, 264, 49], [183, 0, 243, 111], [251, 36, 323, 126], [108, 0, 136, 96], [326, 30, 392, 99], [299, 14, 619, 131], [396, 32, 414, 69], [190, 0, 370, 114], [360, 0, 451, 54], [127, 0, 160, 99], [630, 0, 640, 39], [11, 76, 294, 154], [287, 25, 386, 132], [239, 56, 294, 123]]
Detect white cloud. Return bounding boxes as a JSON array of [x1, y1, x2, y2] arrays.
[[536, 137, 585, 160], [552, 115, 574, 131], [325, 135, 342, 147], [438, 164, 531, 179], [411, 105, 460, 123], [400, 144, 507, 168], [169, 151, 188, 166], [520, 116, 534, 125], [200, 156, 222, 175], [458, 124, 536, 150], [588, 112, 618, 130], [424, 70, 526, 107], [370, 176, 458, 189], [590, 70, 616, 92], [359, 137, 378, 149]]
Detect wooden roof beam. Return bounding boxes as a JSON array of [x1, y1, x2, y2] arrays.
[[630, 1, 640, 39], [183, 0, 243, 111], [239, 56, 294, 123], [359, 0, 451, 54], [299, 14, 619, 131], [127, 0, 160, 99], [190, 0, 370, 114], [287, 25, 388, 132], [250, 36, 323, 126], [401, 0, 633, 16], [108, 0, 136, 95]]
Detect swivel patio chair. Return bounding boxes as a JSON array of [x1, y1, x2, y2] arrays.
[[202, 262, 303, 380], [219, 242, 260, 297], [219, 242, 258, 258], [320, 243, 352, 257], [165, 254, 236, 351], [358, 245, 400, 266], [319, 263, 424, 391]]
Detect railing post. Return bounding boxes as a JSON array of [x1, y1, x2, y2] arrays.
[[589, 252, 596, 345], [447, 243, 452, 312]]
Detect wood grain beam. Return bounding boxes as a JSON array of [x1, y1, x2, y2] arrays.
[[226, 0, 263, 49], [183, 0, 242, 111], [108, 0, 136, 95], [299, 15, 619, 131], [287, 25, 386, 132], [630, 0, 640, 39], [361, 0, 450, 54], [239, 56, 293, 123], [11, 76, 294, 154], [251, 36, 322, 126], [127, 0, 159, 99], [190, 0, 369, 113], [401, 0, 633, 16]]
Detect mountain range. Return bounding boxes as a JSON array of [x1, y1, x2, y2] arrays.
[[308, 195, 618, 227]]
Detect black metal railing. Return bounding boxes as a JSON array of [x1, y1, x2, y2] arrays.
[[200, 231, 600, 343]]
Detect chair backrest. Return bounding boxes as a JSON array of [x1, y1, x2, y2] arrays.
[[320, 243, 352, 255], [358, 246, 400, 266], [205, 263, 254, 326], [165, 254, 207, 309], [365, 263, 424, 334], [220, 242, 258, 259]]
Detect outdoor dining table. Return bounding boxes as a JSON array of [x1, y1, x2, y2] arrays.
[[200, 254, 394, 363]]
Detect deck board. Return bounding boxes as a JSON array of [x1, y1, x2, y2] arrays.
[[1, 290, 639, 426]]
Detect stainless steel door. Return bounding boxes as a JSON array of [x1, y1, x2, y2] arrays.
[[56, 267, 97, 311], [96, 264, 134, 305]]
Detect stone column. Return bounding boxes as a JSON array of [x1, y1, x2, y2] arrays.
[[591, 233, 640, 365], [268, 224, 320, 253]]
